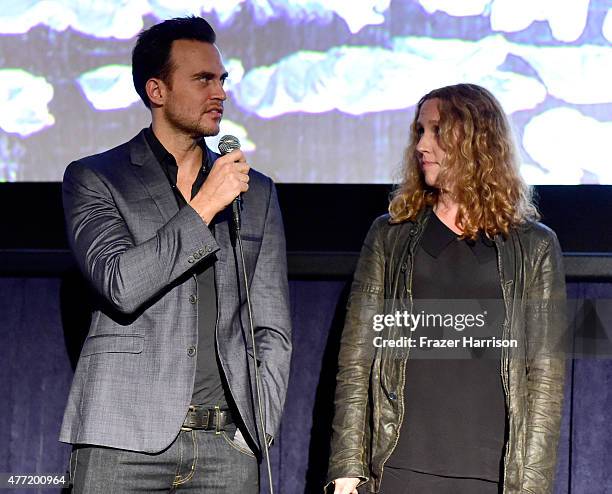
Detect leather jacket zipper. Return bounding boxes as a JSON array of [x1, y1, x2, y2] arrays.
[[378, 252, 414, 489], [495, 240, 512, 493]]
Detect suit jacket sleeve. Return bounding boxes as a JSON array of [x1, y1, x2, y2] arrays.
[[63, 160, 220, 314], [522, 230, 567, 493], [249, 180, 292, 440]]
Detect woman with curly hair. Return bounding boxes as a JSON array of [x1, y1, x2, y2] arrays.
[[327, 84, 566, 494]]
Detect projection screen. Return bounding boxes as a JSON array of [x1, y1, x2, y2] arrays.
[[0, 0, 611, 183]]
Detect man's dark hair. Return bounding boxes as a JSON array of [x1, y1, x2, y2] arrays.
[[132, 16, 216, 108]]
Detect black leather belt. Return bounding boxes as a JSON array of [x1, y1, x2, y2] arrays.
[[181, 406, 233, 432]]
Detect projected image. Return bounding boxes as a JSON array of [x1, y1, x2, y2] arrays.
[[0, 0, 610, 183]]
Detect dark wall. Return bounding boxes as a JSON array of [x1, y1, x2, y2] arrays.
[[2, 276, 612, 493], [1, 182, 611, 492]]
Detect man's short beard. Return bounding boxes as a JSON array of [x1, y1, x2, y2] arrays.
[[165, 108, 220, 139]]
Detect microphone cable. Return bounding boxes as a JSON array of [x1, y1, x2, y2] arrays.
[[219, 135, 274, 494], [235, 212, 274, 494]]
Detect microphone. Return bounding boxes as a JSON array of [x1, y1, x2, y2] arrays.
[[218, 135, 242, 231]]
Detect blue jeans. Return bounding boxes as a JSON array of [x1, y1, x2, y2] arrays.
[[69, 424, 258, 493]]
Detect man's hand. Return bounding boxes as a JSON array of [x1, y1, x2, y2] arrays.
[[190, 149, 250, 224], [333, 477, 360, 494]]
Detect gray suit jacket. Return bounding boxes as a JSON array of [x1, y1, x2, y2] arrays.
[[59, 129, 292, 454]]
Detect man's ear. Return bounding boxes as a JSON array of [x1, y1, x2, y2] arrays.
[[145, 78, 165, 107]]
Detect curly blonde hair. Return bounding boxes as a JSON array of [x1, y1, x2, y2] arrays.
[[389, 83, 538, 239]]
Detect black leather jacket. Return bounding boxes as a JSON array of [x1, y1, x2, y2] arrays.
[[327, 208, 567, 493]]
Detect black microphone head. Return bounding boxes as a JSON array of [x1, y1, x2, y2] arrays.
[[218, 135, 241, 155]]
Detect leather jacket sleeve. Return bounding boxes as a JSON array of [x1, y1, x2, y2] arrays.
[[521, 230, 567, 493], [326, 217, 386, 488]]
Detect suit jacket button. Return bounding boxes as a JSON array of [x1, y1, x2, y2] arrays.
[[389, 391, 398, 401], [400, 262, 408, 272], [187, 346, 196, 357], [189, 294, 197, 304]]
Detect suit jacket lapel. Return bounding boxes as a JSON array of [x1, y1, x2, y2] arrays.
[[129, 130, 179, 223]]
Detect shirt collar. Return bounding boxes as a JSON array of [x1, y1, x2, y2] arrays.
[[420, 212, 496, 264], [144, 126, 210, 173], [144, 126, 210, 204], [420, 211, 457, 258]]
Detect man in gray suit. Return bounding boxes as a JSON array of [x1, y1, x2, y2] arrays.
[[60, 16, 292, 493]]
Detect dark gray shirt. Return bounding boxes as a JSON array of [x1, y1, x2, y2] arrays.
[[144, 127, 228, 408], [387, 212, 506, 482]]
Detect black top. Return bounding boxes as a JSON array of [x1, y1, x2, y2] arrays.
[[386, 212, 506, 482], [144, 127, 228, 408]]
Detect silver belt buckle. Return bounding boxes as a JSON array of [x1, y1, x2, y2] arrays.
[[214, 405, 222, 435]]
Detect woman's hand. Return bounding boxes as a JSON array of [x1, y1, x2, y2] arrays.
[[333, 477, 360, 494]]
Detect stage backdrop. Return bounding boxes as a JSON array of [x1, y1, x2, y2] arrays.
[[1, 0, 611, 184]]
